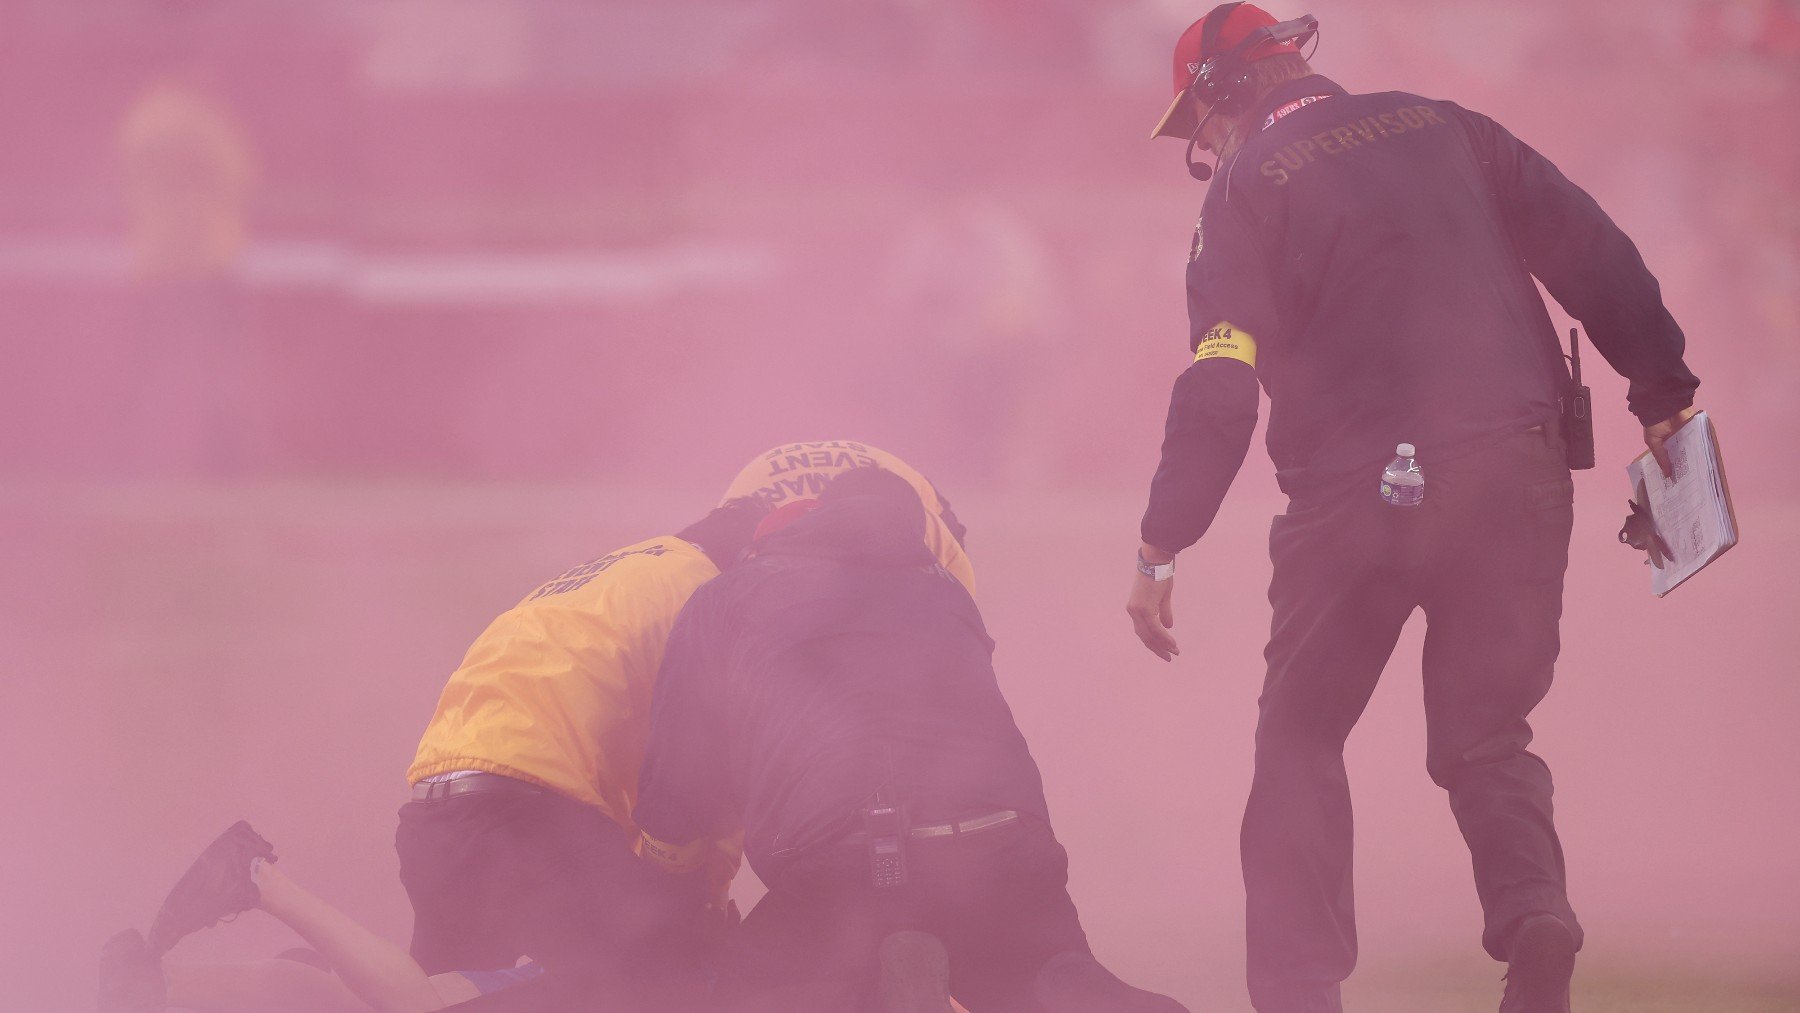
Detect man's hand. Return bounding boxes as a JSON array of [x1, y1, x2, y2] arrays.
[[693, 898, 741, 956], [1126, 543, 1180, 662], [1644, 406, 1701, 478]]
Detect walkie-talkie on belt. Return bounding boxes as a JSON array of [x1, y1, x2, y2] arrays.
[[1562, 327, 1595, 470], [862, 787, 908, 889]]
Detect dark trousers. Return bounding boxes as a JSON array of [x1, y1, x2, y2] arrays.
[[1244, 428, 1584, 1012], [395, 786, 707, 1012], [717, 817, 1184, 1013]]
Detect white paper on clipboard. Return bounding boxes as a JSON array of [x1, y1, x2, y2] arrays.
[[1623, 411, 1738, 596]]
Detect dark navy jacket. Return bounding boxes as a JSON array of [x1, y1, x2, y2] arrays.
[[1142, 75, 1699, 552], [633, 488, 1049, 881]]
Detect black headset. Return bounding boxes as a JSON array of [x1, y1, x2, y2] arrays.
[[1183, 5, 1320, 181], [1193, 3, 1260, 117]]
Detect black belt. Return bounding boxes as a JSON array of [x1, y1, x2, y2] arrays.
[[410, 772, 544, 802], [840, 809, 1020, 845]]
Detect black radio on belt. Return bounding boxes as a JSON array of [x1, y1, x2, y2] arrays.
[[1561, 327, 1595, 471], [862, 788, 908, 889]]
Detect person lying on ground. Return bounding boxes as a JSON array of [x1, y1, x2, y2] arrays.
[[98, 821, 542, 1013]]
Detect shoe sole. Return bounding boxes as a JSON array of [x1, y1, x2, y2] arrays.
[[146, 821, 274, 955], [1508, 916, 1576, 1012], [877, 930, 952, 1013]]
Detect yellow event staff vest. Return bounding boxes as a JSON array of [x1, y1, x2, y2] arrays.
[[722, 441, 976, 596], [408, 536, 715, 828]]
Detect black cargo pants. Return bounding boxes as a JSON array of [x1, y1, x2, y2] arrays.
[[1243, 427, 1584, 1013], [396, 785, 709, 1011]]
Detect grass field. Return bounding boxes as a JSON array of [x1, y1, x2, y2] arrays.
[[1346, 958, 1800, 1012], [4, 476, 1796, 1011]]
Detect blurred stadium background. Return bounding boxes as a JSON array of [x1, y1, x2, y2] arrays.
[[2, 1, 1797, 1010]]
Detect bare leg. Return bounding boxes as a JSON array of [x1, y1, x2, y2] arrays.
[[163, 958, 370, 1012], [160, 955, 482, 1013], [251, 859, 446, 1013]]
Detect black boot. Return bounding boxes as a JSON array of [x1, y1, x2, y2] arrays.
[[1034, 950, 1190, 1012], [1500, 914, 1576, 1013]]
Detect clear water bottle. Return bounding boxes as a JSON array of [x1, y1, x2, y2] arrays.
[[1380, 443, 1424, 507]]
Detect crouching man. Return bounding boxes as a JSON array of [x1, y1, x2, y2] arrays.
[[397, 497, 768, 1010], [634, 467, 1188, 1012]]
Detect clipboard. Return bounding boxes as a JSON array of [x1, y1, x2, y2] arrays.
[[1620, 411, 1738, 596]]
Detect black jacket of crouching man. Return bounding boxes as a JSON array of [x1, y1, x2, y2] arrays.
[[633, 468, 1050, 881]]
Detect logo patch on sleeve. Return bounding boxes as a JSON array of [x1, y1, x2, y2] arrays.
[[1194, 321, 1258, 367], [1189, 215, 1205, 262]]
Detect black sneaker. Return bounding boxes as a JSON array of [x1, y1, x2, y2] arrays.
[[1500, 914, 1576, 1013], [877, 930, 952, 1013], [97, 928, 164, 1013], [1034, 950, 1192, 1012], [145, 821, 276, 956]]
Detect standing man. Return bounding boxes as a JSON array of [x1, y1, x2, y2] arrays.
[[1123, 5, 1703, 1011]]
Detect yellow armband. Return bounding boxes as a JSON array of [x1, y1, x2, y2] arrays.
[[638, 831, 706, 874], [1194, 322, 1258, 368]]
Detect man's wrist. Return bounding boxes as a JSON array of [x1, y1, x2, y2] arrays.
[[1136, 545, 1176, 581], [1138, 542, 1176, 565], [1646, 405, 1699, 429], [1635, 399, 1697, 430]]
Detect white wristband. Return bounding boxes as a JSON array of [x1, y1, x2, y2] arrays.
[[1136, 551, 1175, 581]]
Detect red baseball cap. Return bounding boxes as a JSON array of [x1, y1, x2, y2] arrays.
[[1151, 3, 1306, 141], [751, 498, 820, 543]]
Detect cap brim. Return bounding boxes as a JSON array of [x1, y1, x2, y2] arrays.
[[1151, 90, 1200, 141]]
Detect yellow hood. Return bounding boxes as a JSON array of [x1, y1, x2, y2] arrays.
[[722, 441, 975, 597]]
